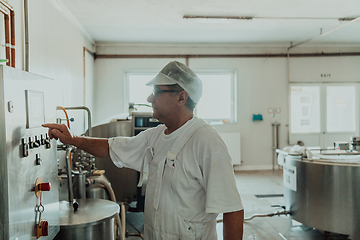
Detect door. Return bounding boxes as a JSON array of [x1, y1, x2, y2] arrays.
[[289, 84, 358, 148]]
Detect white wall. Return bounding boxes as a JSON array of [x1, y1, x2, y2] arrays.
[[93, 44, 360, 170], [0, 0, 95, 135]]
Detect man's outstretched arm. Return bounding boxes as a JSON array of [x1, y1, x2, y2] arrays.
[[42, 123, 110, 158]]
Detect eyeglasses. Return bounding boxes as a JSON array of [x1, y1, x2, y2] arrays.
[[152, 89, 182, 97]]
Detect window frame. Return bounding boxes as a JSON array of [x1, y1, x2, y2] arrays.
[[125, 69, 237, 124]]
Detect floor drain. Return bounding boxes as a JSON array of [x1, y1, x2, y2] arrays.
[[255, 194, 284, 198]]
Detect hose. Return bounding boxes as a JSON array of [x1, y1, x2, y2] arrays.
[[57, 106, 71, 128], [244, 209, 291, 221], [120, 203, 126, 239], [90, 178, 125, 240], [216, 208, 291, 223]]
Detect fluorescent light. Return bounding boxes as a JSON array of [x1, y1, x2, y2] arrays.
[[183, 15, 253, 21]]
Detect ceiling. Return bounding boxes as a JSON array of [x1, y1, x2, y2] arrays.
[[58, 0, 360, 46]]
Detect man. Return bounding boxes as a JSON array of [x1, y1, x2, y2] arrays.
[[43, 61, 244, 240]]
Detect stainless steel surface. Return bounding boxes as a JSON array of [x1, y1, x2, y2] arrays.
[[90, 120, 132, 138], [73, 171, 87, 199], [0, 66, 60, 239], [283, 156, 360, 238], [87, 185, 109, 199], [91, 120, 139, 203], [54, 199, 119, 240]]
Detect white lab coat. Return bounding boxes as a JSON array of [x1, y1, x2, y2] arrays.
[[109, 117, 243, 239]]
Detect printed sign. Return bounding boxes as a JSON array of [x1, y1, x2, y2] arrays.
[[283, 162, 297, 191]]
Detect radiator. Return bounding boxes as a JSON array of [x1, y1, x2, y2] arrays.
[[220, 132, 241, 165]]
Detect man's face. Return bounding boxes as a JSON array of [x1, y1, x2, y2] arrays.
[[147, 85, 180, 121]]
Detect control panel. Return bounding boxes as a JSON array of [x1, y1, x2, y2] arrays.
[[0, 66, 60, 240]]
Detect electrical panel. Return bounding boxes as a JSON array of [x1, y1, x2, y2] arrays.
[[0, 66, 60, 240]]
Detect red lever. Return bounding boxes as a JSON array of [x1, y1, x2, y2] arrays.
[[41, 221, 49, 236], [39, 182, 51, 191], [37, 220, 49, 238]]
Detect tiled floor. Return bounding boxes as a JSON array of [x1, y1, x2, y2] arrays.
[[125, 170, 341, 240], [216, 170, 327, 240]]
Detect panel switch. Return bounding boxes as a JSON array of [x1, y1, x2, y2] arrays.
[[36, 153, 42, 165], [21, 138, 29, 157]]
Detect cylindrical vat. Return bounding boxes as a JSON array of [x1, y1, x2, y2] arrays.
[[283, 156, 360, 239], [54, 198, 119, 240]]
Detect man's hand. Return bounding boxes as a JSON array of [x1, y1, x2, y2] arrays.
[[42, 123, 110, 158], [42, 123, 76, 145]]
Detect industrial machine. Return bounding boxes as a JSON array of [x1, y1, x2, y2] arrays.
[[0, 66, 60, 239], [0, 65, 121, 240], [277, 143, 360, 239]]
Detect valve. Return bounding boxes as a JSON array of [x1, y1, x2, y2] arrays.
[[37, 220, 49, 238], [35, 177, 51, 198]]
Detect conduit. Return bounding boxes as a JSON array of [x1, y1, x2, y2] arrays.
[[94, 52, 360, 59], [0, 0, 15, 67], [24, 0, 29, 71], [83, 47, 95, 107]]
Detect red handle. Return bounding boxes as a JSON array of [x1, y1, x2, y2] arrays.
[[39, 182, 51, 191], [41, 221, 49, 236]]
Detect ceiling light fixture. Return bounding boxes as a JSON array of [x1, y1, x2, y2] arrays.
[[183, 15, 253, 21], [183, 15, 357, 22]]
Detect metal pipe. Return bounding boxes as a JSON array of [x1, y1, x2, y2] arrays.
[[0, 0, 14, 11], [4, 13, 10, 67], [10, 10, 14, 67], [64, 106, 92, 137], [82, 47, 95, 108], [94, 52, 360, 60], [288, 16, 360, 51], [0, 0, 15, 67], [24, 0, 29, 71], [272, 122, 280, 169], [65, 146, 75, 209]]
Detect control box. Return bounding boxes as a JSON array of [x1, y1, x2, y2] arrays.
[[0, 66, 60, 239]]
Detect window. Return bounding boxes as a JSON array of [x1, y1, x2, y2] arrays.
[[126, 72, 156, 112], [195, 72, 236, 123], [290, 86, 321, 133], [125, 70, 236, 124], [326, 86, 356, 132]]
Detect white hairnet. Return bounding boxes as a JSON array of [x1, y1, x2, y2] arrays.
[[146, 61, 202, 104]]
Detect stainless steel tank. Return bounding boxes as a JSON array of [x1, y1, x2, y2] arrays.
[[283, 155, 360, 239], [54, 199, 119, 240], [89, 120, 139, 203]]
